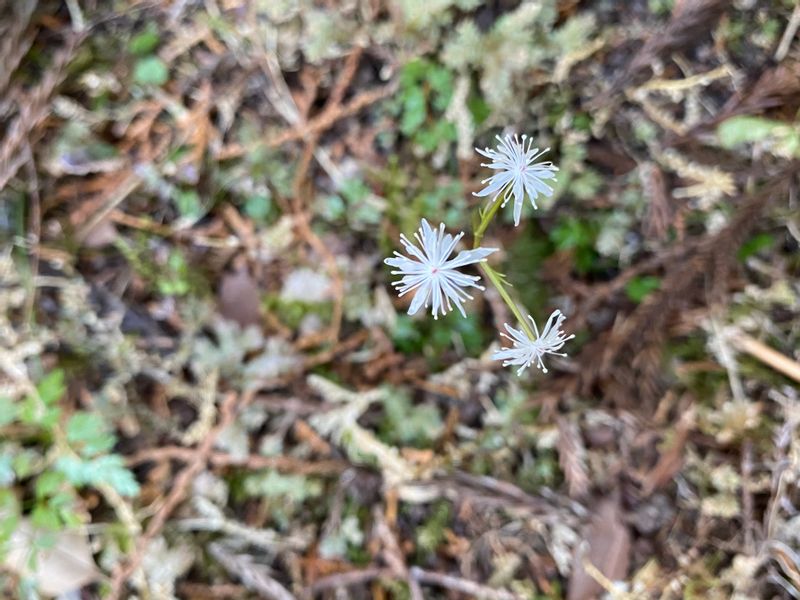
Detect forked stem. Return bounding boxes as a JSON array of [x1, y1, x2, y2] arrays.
[[473, 195, 504, 248], [472, 197, 537, 340]]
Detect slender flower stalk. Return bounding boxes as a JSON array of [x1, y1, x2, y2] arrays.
[[384, 131, 572, 377], [472, 195, 537, 340], [471, 133, 572, 373]]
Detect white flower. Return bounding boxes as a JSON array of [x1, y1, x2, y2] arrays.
[[493, 309, 574, 375], [384, 219, 497, 319], [474, 134, 558, 226]]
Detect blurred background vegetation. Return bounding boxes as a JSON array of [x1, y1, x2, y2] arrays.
[[1, 0, 799, 598]]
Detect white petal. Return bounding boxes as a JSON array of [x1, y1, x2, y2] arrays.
[[444, 247, 497, 269], [407, 282, 430, 315]]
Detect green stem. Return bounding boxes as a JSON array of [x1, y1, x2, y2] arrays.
[[479, 263, 536, 339], [472, 196, 504, 249], [472, 197, 536, 340]]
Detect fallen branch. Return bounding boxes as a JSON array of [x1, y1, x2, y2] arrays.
[[731, 333, 800, 385]]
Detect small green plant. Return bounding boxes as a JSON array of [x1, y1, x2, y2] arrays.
[[391, 58, 457, 153], [415, 501, 451, 558], [0, 369, 139, 560], [378, 388, 443, 447], [550, 215, 598, 274], [116, 237, 198, 297], [625, 275, 662, 303], [385, 134, 574, 376]]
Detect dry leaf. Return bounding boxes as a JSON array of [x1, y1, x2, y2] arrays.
[[218, 266, 262, 328], [567, 498, 631, 600], [3, 519, 98, 596], [81, 218, 119, 248], [557, 417, 590, 499], [641, 407, 694, 495]]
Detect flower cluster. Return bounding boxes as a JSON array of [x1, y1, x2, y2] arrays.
[[385, 133, 571, 375]]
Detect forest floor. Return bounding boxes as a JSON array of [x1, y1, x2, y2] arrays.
[[1, 1, 800, 599]]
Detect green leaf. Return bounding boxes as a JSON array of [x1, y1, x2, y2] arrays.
[[550, 217, 595, 250], [391, 315, 423, 355], [35, 470, 67, 499], [31, 504, 62, 531], [55, 455, 140, 497], [157, 250, 191, 296], [737, 232, 775, 261], [244, 193, 273, 222], [242, 470, 322, 502], [625, 275, 662, 303], [0, 490, 20, 551], [129, 24, 160, 55], [133, 56, 169, 86], [416, 501, 450, 556], [19, 396, 61, 428], [0, 455, 13, 486], [717, 116, 781, 148], [12, 449, 40, 479], [0, 396, 18, 427], [467, 95, 490, 126], [98, 457, 141, 497], [174, 189, 202, 220], [66, 412, 116, 457], [37, 370, 65, 406], [400, 86, 426, 135], [380, 389, 442, 446], [399, 58, 427, 87]]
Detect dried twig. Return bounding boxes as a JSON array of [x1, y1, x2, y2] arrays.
[[0, 0, 37, 93], [557, 417, 590, 499], [210, 543, 296, 600], [108, 391, 242, 600], [127, 446, 349, 475], [306, 568, 395, 597], [731, 333, 800, 385], [0, 35, 80, 190], [409, 566, 522, 600]]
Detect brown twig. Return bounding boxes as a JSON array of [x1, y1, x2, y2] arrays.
[[215, 83, 395, 161], [0, 1, 36, 94], [305, 568, 395, 597], [327, 46, 364, 108], [108, 391, 242, 599], [209, 542, 296, 600], [0, 35, 80, 190], [731, 333, 800, 385], [23, 142, 40, 328], [271, 83, 394, 149], [287, 129, 345, 347], [126, 446, 349, 475], [409, 567, 522, 600]]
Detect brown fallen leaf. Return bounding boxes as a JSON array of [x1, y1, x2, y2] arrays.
[[81, 218, 118, 248], [218, 263, 262, 328], [3, 519, 98, 597], [557, 417, 590, 499], [641, 407, 695, 496], [567, 498, 631, 600]]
